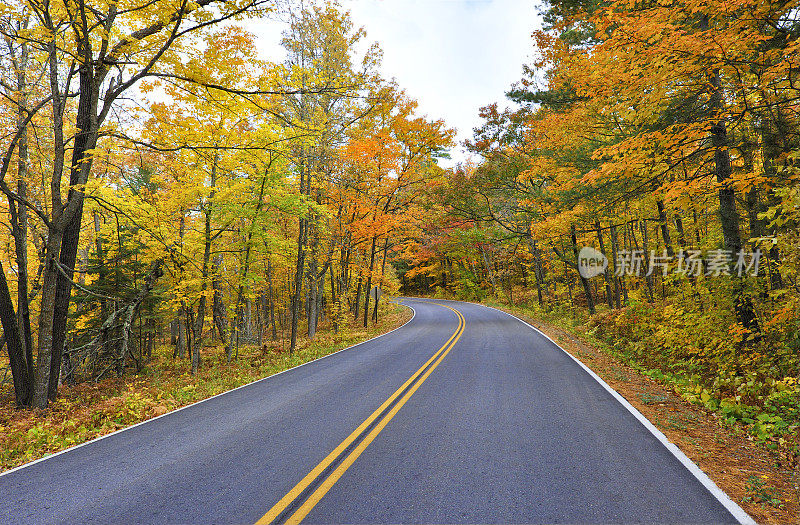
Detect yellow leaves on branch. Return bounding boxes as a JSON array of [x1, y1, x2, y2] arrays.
[[520, 0, 800, 223]]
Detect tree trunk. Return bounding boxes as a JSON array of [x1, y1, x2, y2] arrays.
[[34, 231, 63, 407], [212, 253, 231, 360], [171, 319, 179, 347], [317, 274, 325, 326], [526, 234, 544, 308], [13, 70, 34, 403], [479, 244, 498, 297], [307, 252, 318, 339], [571, 225, 595, 314], [175, 213, 187, 359], [4, 190, 33, 403], [563, 258, 575, 310], [330, 264, 340, 333], [373, 239, 389, 324], [641, 221, 654, 302], [193, 288, 207, 375], [192, 154, 219, 374], [656, 200, 674, 257], [146, 318, 155, 359], [290, 214, 306, 354], [353, 272, 362, 319], [708, 54, 760, 334], [93, 212, 109, 355], [267, 257, 277, 340], [0, 262, 31, 406], [760, 120, 785, 290], [363, 238, 377, 327], [0, 12, 34, 407], [46, 59, 104, 403], [595, 221, 614, 309], [610, 224, 623, 307], [245, 298, 252, 341]]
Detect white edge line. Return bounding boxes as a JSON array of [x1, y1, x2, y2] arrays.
[[0, 300, 417, 479], [480, 303, 756, 525]]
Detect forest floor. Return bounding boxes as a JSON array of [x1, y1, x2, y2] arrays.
[[489, 301, 799, 525], [0, 301, 411, 474]]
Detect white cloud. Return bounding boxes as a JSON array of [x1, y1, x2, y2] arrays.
[[246, 0, 542, 166], [345, 0, 541, 166]]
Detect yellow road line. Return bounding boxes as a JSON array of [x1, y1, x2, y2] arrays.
[[257, 303, 465, 525], [286, 305, 464, 524]]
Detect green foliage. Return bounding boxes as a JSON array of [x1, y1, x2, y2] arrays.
[[584, 296, 800, 448], [742, 475, 783, 508], [639, 392, 667, 405], [69, 214, 165, 379]]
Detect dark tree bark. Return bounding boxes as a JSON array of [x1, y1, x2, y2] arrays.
[[177, 311, 187, 358], [641, 221, 655, 302], [330, 263, 339, 333], [174, 214, 187, 359], [170, 319, 179, 347], [212, 253, 231, 360], [289, 159, 307, 353], [191, 155, 220, 374], [12, 45, 34, 401], [307, 249, 318, 339], [372, 239, 389, 324], [656, 200, 674, 257], [353, 271, 362, 319], [0, 262, 31, 406], [760, 119, 785, 290], [526, 232, 544, 309], [595, 221, 614, 309], [479, 244, 498, 297], [708, 56, 760, 335], [610, 224, 624, 307], [23, 0, 265, 406], [363, 238, 377, 327], [571, 225, 595, 314], [267, 257, 277, 341], [46, 55, 103, 402]]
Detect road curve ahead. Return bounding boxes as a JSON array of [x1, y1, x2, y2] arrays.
[[1, 299, 749, 524]]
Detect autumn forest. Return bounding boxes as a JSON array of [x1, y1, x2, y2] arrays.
[[0, 0, 799, 502]]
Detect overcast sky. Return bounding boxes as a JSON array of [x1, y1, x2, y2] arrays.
[[248, 0, 542, 166]]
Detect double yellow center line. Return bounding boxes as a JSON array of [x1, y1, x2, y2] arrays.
[[257, 302, 465, 525]]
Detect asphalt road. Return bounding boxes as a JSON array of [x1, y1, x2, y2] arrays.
[[0, 298, 750, 524]]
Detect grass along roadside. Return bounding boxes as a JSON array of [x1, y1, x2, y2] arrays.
[[0, 301, 411, 474], [487, 300, 799, 525]]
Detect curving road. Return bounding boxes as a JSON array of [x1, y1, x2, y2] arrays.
[[0, 298, 750, 524]]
